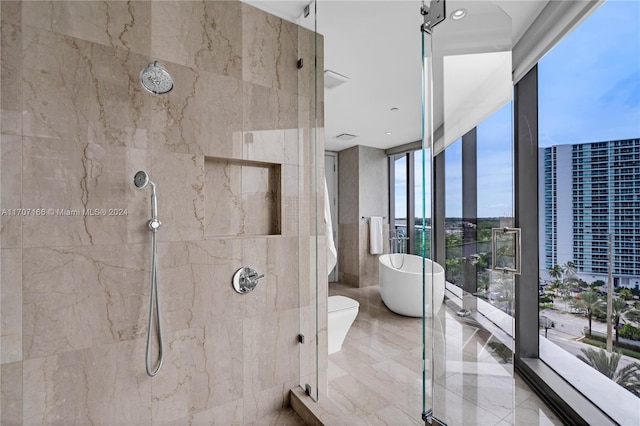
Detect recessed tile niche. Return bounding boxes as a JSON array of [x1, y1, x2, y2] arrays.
[[205, 157, 281, 236]]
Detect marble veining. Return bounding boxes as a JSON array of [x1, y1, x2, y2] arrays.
[[1, 0, 323, 423]]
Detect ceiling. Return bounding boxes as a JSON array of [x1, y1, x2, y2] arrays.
[[243, 1, 600, 152]]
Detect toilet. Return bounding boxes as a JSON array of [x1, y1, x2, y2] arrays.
[[328, 295, 359, 354]]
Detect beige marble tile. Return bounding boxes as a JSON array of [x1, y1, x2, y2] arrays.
[[203, 321, 244, 407], [22, 137, 151, 247], [241, 164, 280, 235], [244, 407, 306, 425], [242, 4, 298, 94], [243, 82, 298, 137], [243, 309, 299, 394], [442, 372, 516, 420], [22, 0, 152, 55], [205, 159, 280, 237], [80, 44, 152, 149], [22, 27, 151, 147], [243, 128, 299, 165], [1, 135, 22, 248], [150, 0, 242, 78], [165, 399, 243, 426], [193, 261, 246, 324], [328, 373, 393, 422], [241, 237, 269, 317], [205, 158, 244, 236], [22, 244, 149, 359], [1, 1, 22, 136], [151, 328, 208, 424], [155, 258, 198, 332], [149, 66, 243, 157], [151, 151, 204, 242], [242, 380, 298, 423], [152, 323, 243, 423], [267, 237, 300, 312], [21, 26, 90, 138], [373, 404, 423, 426], [1, 249, 22, 364], [23, 339, 151, 425], [281, 165, 302, 237], [296, 28, 317, 101], [299, 305, 317, 383], [156, 239, 245, 329], [21, 139, 82, 243], [326, 284, 560, 425], [432, 382, 504, 426], [1, 361, 22, 426], [510, 393, 563, 426]]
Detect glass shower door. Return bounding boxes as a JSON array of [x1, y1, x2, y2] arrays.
[[421, 1, 515, 424]]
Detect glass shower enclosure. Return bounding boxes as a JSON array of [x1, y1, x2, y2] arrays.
[[421, 1, 515, 423]]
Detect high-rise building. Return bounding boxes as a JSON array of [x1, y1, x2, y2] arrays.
[[539, 138, 640, 289]]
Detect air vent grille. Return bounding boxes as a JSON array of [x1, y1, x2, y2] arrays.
[[333, 133, 358, 141], [324, 70, 349, 89]]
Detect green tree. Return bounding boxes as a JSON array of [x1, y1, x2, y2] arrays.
[[590, 280, 606, 290], [618, 288, 634, 301], [625, 309, 640, 328], [563, 261, 577, 279], [572, 291, 605, 337], [612, 298, 629, 344], [548, 264, 563, 281], [491, 275, 515, 315], [577, 348, 640, 396]]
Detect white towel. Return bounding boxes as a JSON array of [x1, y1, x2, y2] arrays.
[[369, 216, 383, 255], [324, 178, 337, 275]]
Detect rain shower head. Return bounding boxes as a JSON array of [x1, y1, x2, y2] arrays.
[[140, 61, 173, 95]]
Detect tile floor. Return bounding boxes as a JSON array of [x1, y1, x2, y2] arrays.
[[327, 283, 563, 425], [248, 408, 305, 425]]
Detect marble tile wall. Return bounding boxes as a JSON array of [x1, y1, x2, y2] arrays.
[[0, 1, 324, 424], [337, 146, 389, 287]]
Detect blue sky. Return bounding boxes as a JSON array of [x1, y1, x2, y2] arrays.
[[395, 0, 640, 219]]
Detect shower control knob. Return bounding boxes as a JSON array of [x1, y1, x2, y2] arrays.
[[232, 267, 264, 294]]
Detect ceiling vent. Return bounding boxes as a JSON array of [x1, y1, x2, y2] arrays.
[[324, 70, 349, 89], [333, 133, 358, 141]]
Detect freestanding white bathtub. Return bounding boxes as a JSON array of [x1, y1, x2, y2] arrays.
[[378, 254, 445, 317]]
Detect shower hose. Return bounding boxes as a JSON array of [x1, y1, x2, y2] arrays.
[[145, 227, 164, 377]]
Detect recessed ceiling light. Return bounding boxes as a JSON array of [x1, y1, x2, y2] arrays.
[[451, 9, 467, 20], [386, 132, 392, 135], [391, 107, 399, 112]]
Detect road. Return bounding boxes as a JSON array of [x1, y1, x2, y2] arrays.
[[539, 307, 640, 370]]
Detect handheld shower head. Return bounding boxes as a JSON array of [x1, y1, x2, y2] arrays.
[[134, 171, 150, 189], [134, 171, 159, 226]]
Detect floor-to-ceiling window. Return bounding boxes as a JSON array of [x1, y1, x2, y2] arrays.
[[537, 1, 640, 422], [392, 154, 409, 253], [444, 139, 463, 285], [390, 150, 431, 256]]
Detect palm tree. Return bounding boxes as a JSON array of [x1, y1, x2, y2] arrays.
[[612, 298, 629, 344], [573, 290, 605, 337], [548, 264, 563, 281], [547, 264, 565, 303], [618, 288, 634, 301], [577, 348, 640, 396], [563, 261, 577, 280], [624, 309, 640, 328]]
